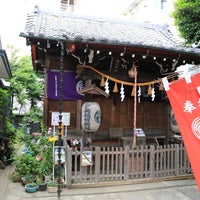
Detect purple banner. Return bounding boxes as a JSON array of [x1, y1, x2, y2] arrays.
[[47, 70, 84, 100]]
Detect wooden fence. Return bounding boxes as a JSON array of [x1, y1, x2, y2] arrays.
[[64, 144, 192, 187]]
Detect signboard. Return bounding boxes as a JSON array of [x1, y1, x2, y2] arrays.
[[51, 112, 70, 126], [81, 150, 93, 166], [54, 146, 65, 164], [163, 72, 200, 190], [136, 128, 145, 137]]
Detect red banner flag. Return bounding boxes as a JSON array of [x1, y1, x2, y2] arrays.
[[163, 72, 200, 190]]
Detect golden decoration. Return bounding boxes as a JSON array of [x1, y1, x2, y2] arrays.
[[148, 85, 152, 95], [100, 77, 105, 86], [78, 64, 161, 87], [113, 82, 118, 93], [131, 86, 136, 96]]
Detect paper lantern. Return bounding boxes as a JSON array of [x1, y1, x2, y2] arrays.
[[81, 102, 101, 132]]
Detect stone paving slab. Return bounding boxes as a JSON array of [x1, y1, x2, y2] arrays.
[[1, 165, 200, 200]]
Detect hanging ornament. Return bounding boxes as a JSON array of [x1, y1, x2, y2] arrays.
[[159, 83, 164, 90], [120, 83, 125, 102], [128, 65, 138, 78], [137, 86, 141, 103], [100, 77, 105, 87], [113, 82, 118, 93], [104, 78, 110, 95], [131, 85, 135, 96], [88, 49, 94, 63], [78, 65, 163, 89], [128, 66, 135, 78], [151, 86, 155, 101], [148, 84, 152, 95]]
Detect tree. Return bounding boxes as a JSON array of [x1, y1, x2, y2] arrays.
[[10, 55, 44, 115], [6, 45, 43, 122], [6, 44, 20, 69], [0, 84, 16, 164], [172, 0, 200, 45], [0, 46, 44, 165]]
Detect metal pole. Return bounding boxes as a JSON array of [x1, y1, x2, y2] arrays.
[[57, 41, 64, 199]]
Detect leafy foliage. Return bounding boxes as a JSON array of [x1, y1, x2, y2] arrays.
[[172, 0, 200, 45], [0, 87, 16, 161], [6, 44, 20, 69], [13, 133, 53, 179], [0, 45, 44, 167], [10, 55, 44, 113], [0, 88, 10, 108]]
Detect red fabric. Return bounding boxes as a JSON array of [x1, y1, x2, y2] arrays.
[[166, 73, 200, 190]]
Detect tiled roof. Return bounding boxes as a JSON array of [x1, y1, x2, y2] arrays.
[[20, 10, 200, 55]]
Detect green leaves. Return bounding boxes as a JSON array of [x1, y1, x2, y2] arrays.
[[10, 55, 44, 110], [172, 0, 200, 45], [13, 134, 53, 178]]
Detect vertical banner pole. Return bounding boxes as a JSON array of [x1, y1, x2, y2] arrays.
[[57, 41, 64, 199]]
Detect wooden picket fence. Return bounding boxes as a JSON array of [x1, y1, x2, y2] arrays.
[[64, 143, 192, 187]]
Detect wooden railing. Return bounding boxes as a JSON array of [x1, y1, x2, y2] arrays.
[[65, 143, 192, 187]]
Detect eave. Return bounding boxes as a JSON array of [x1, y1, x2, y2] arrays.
[[0, 49, 12, 79], [78, 83, 109, 97], [22, 36, 200, 72]]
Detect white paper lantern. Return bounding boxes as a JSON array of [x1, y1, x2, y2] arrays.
[[81, 102, 101, 132]]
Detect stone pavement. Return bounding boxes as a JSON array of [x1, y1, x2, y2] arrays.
[[1, 164, 200, 200]]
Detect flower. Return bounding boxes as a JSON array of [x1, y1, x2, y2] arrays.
[[36, 155, 41, 161], [48, 136, 58, 143], [47, 127, 52, 135], [70, 139, 80, 146]]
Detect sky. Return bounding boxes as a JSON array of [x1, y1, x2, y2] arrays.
[[0, 0, 32, 56], [0, 0, 132, 56], [0, 0, 175, 57]]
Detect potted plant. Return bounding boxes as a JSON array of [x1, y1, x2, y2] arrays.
[[11, 171, 22, 182], [13, 153, 39, 186], [35, 151, 53, 184], [36, 176, 47, 191], [13, 132, 53, 177], [70, 138, 80, 151], [21, 174, 35, 186], [12, 130, 54, 192], [25, 183, 38, 193], [47, 182, 57, 193]]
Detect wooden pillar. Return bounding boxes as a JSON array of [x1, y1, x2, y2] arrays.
[[76, 100, 82, 131], [165, 102, 173, 144]]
